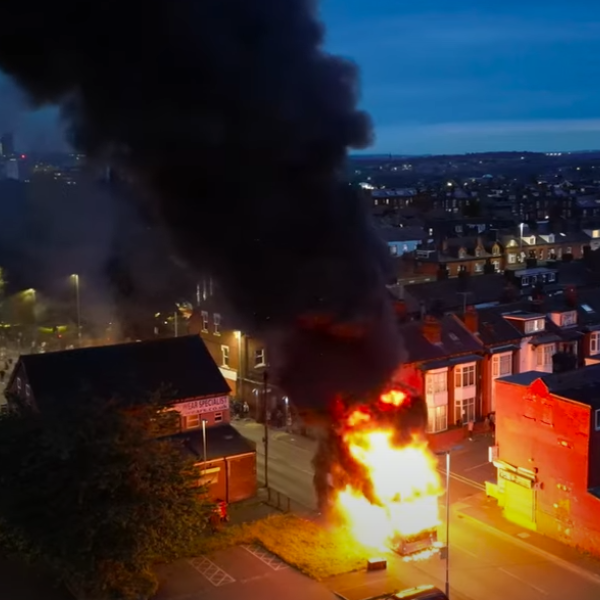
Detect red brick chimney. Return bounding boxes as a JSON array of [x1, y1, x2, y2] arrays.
[[565, 285, 577, 308], [422, 314, 442, 344], [462, 305, 479, 333]]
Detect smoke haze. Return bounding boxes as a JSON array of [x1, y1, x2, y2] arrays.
[[0, 0, 403, 407]]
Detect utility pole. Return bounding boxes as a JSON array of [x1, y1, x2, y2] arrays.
[[437, 450, 451, 598], [174, 310, 179, 337], [263, 370, 269, 489]]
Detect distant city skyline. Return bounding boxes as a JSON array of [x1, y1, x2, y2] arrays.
[[1, 1, 600, 155]]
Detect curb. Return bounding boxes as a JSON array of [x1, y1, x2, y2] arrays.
[[456, 509, 600, 585]]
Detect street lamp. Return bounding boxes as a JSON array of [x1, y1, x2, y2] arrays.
[[519, 222, 525, 261], [201, 418, 208, 472], [234, 331, 243, 399], [70, 274, 81, 344], [437, 450, 451, 598]]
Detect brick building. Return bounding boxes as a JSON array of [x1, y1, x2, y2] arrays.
[[6, 335, 257, 504], [491, 366, 600, 555]]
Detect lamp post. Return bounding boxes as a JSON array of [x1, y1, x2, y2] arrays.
[[71, 274, 81, 344], [234, 331, 243, 400], [202, 418, 208, 471], [437, 450, 451, 598], [262, 370, 269, 489]]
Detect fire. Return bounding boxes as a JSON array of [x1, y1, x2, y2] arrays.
[[331, 390, 443, 555]]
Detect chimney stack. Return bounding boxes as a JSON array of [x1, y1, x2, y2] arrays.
[[565, 285, 577, 308], [422, 314, 442, 344], [462, 305, 479, 333]]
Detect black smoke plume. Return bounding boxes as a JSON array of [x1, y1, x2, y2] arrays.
[[0, 0, 403, 408], [313, 386, 427, 513]]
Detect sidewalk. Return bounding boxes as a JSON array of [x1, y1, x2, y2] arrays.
[[454, 491, 600, 583]]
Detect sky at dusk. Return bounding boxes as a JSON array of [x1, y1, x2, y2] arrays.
[[1, 0, 600, 155]]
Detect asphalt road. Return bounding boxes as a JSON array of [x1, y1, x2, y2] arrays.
[[234, 421, 600, 600]]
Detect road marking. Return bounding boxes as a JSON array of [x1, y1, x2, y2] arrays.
[[452, 541, 480, 559], [463, 462, 491, 473], [243, 544, 289, 570], [498, 567, 548, 595], [188, 556, 235, 586], [439, 468, 486, 492]]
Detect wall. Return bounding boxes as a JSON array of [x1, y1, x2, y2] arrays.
[[198, 453, 257, 503], [495, 378, 600, 554]]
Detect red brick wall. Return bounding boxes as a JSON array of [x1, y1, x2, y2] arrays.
[[496, 378, 600, 554]]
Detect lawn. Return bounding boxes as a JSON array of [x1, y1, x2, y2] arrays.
[[201, 513, 371, 581]]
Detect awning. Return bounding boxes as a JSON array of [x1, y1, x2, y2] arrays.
[[488, 344, 520, 354]]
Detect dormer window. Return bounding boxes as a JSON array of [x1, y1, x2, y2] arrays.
[[458, 248, 467, 259], [492, 244, 501, 256], [561, 311, 576, 327], [525, 318, 545, 334], [475, 247, 483, 257]]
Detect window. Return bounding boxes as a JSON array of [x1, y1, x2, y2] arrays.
[[213, 313, 221, 335], [185, 413, 201, 429], [16, 377, 21, 391], [427, 405, 448, 433], [492, 260, 500, 272], [255, 348, 266, 367], [455, 364, 476, 388], [521, 276, 530, 286], [214, 412, 224, 423], [492, 244, 501, 256], [492, 353, 512, 378], [455, 396, 476, 426], [591, 331, 600, 354], [221, 345, 230, 367], [475, 247, 482, 257], [508, 253, 516, 264], [474, 262, 483, 273], [566, 246, 572, 255], [426, 371, 447, 395], [458, 248, 466, 259], [201, 311, 208, 332], [536, 343, 555, 367], [525, 318, 545, 334], [596, 409, 600, 432], [561, 311, 576, 327]]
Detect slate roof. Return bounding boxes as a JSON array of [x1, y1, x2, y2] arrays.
[[499, 364, 600, 409], [400, 314, 483, 365], [476, 307, 523, 346], [16, 335, 230, 409], [173, 424, 256, 461]]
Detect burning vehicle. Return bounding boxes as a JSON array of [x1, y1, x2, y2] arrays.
[[314, 387, 443, 558]]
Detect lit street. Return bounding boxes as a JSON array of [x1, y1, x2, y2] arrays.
[[234, 420, 600, 600]]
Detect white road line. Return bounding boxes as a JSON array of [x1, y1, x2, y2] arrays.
[[463, 462, 491, 473], [498, 566, 549, 595], [188, 556, 235, 587], [452, 541, 481, 560], [243, 544, 289, 570], [438, 468, 486, 491]]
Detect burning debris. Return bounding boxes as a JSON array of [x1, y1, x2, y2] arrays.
[[0, 0, 403, 409], [314, 387, 443, 557]]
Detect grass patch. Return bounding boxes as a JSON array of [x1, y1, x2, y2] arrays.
[[201, 513, 370, 580]]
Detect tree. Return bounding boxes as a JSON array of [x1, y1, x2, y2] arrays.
[[0, 395, 213, 600]]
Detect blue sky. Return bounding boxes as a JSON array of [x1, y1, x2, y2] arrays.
[[322, 0, 600, 154], [2, 1, 600, 155]]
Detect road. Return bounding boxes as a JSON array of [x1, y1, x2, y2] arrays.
[[234, 420, 600, 600]]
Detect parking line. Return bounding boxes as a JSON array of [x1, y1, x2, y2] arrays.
[[188, 556, 235, 586], [243, 544, 289, 570]]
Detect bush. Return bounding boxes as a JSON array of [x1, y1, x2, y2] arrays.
[[202, 513, 369, 580]]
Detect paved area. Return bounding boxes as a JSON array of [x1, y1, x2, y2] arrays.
[[154, 545, 338, 600], [234, 420, 600, 600]]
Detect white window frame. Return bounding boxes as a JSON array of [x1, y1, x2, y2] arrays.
[[561, 311, 576, 327], [255, 348, 266, 367], [214, 412, 224, 423], [213, 313, 221, 335], [508, 253, 516, 264], [455, 364, 476, 388], [536, 343, 555, 367], [474, 262, 483, 273], [492, 352, 512, 379], [427, 405, 448, 434], [201, 311, 209, 332], [455, 396, 476, 426], [426, 370, 447, 395], [525, 318, 545, 334], [221, 345, 230, 367], [591, 331, 600, 355], [492, 260, 500, 272], [595, 409, 600, 432]]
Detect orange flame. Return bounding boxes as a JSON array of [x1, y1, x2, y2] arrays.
[[333, 390, 442, 556]]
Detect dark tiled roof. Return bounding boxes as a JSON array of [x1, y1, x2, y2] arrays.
[[173, 424, 255, 461], [20, 335, 230, 409], [401, 314, 483, 364], [476, 307, 523, 346], [500, 365, 600, 409]]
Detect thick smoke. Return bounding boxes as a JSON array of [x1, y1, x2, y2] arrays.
[[313, 387, 427, 513], [0, 0, 403, 407]]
